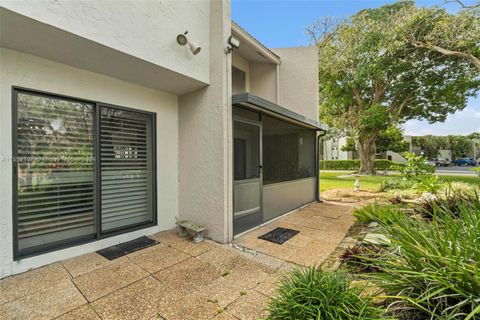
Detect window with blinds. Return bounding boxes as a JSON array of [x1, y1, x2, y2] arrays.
[[14, 89, 156, 258], [15, 92, 96, 255], [100, 107, 154, 232]]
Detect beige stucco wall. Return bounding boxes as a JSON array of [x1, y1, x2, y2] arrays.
[[232, 53, 250, 91], [0, 48, 179, 278], [275, 46, 319, 121], [0, 0, 210, 84], [178, 0, 233, 243], [249, 62, 278, 103]]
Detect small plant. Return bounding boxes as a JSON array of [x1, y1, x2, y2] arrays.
[[379, 179, 413, 192], [414, 175, 443, 194], [340, 244, 383, 273], [267, 268, 386, 320], [353, 202, 403, 224], [400, 152, 435, 181]]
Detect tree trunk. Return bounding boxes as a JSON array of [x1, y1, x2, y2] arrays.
[[356, 137, 377, 174]]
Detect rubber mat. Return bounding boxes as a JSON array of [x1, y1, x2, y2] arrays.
[[258, 227, 300, 244], [97, 236, 158, 260]]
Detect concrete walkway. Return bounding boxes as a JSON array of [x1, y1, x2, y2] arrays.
[[0, 202, 356, 320], [233, 201, 356, 266]]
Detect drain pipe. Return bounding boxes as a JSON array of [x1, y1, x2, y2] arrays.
[[316, 128, 327, 203]]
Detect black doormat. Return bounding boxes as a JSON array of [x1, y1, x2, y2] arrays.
[[96, 236, 158, 260], [258, 227, 300, 244]]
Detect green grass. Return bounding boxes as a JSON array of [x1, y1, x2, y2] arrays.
[[319, 171, 480, 192]]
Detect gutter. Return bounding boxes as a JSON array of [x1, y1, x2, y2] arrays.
[[316, 128, 328, 203]]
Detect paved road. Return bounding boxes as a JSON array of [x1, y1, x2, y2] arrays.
[[435, 166, 478, 176]]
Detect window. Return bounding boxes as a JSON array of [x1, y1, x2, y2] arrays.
[[100, 107, 154, 232], [262, 116, 315, 184], [13, 89, 156, 258]]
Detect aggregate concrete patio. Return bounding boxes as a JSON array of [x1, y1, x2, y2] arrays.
[[233, 201, 357, 266], [0, 201, 356, 320]]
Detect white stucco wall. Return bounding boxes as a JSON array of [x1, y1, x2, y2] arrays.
[[178, 0, 232, 243], [0, 48, 179, 278], [0, 0, 210, 84], [275, 46, 319, 121]]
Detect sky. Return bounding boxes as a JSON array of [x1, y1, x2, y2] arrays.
[[232, 0, 480, 136]]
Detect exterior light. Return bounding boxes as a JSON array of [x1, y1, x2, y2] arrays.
[[228, 36, 240, 49], [225, 35, 240, 54], [176, 31, 201, 55]]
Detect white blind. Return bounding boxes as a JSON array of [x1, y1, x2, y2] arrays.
[[100, 107, 154, 232]]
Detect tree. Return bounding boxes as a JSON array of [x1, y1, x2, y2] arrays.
[[467, 132, 480, 140], [415, 135, 449, 159], [310, 1, 479, 174], [397, 3, 480, 71], [341, 125, 409, 154], [448, 135, 473, 158]]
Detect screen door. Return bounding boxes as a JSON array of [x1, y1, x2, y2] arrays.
[[233, 119, 262, 235]]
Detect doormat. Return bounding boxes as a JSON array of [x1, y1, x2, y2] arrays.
[[97, 236, 158, 260], [258, 227, 300, 245]]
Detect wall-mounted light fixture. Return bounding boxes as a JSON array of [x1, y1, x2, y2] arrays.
[[225, 35, 240, 54], [177, 31, 201, 55]]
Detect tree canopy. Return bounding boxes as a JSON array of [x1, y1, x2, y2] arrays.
[[311, 1, 480, 173], [397, 1, 480, 70]]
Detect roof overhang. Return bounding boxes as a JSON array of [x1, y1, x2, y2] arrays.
[[231, 22, 281, 65], [0, 7, 208, 95], [233, 93, 327, 132]]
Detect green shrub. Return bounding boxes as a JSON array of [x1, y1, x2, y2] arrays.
[[414, 175, 444, 194], [267, 268, 386, 320], [417, 185, 480, 218], [379, 179, 413, 192], [440, 181, 474, 195], [353, 202, 404, 224], [319, 159, 405, 171], [399, 152, 435, 181], [367, 201, 480, 319]]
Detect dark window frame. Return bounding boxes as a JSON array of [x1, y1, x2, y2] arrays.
[[12, 86, 157, 260]]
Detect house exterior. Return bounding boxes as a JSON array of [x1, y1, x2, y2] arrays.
[[0, 1, 322, 278]]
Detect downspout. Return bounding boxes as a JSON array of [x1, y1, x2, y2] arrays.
[[316, 129, 327, 203]]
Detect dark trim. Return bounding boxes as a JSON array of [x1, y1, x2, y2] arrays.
[[17, 234, 97, 260], [11, 86, 158, 260], [316, 129, 328, 203], [232, 93, 326, 130], [12, 86, 156, 117], [94, 103, 102, 239], [11, 89, 19, 260]]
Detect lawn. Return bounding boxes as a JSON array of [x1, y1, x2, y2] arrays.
[[319, 171, 480, 192]]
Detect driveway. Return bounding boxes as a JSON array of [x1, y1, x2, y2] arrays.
[[0, 201, 357, 320], [435, 166, 478, 176]]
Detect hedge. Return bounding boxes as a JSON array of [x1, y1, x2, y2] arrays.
[[319, 159, 405, 171]]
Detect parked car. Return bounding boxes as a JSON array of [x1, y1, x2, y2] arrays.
[[432, 158, 451, 166], [425, 160, 436, 167], [452, 158, 477, 166]]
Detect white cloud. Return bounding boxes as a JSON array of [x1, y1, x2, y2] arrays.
[[403, 97, 480, 136]]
